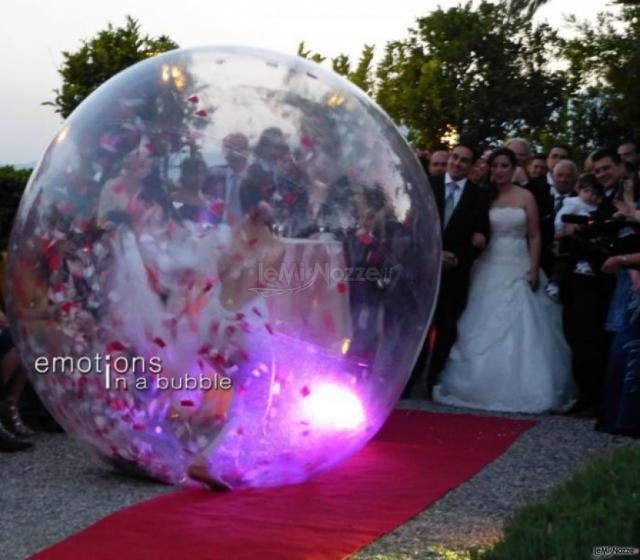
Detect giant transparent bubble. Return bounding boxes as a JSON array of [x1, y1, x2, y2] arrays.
[[7, 47, 440, 488]]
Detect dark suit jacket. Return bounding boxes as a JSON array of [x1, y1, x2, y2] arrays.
[[525, 176, 554, 275], [430, 175, 490, 314]]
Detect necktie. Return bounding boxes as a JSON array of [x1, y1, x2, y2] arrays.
[[444, 182, 459, 227], [554, 195, 565, 215]]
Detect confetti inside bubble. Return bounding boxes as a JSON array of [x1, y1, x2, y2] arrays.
[[6, 46, 440, 489]]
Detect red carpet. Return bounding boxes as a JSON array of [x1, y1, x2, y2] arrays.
[[32, 410, 535, 560]]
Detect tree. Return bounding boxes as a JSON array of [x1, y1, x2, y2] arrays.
[[0, 166, 31, 249], [298, 43, 376, 96], [561, 5, 640, 147], [375, 1, 566, 148], [297, 42, 326, 65], [507, 0, 638, 19], [47, 16, 178, 118]]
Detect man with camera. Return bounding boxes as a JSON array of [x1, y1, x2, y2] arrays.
[[559, 156, 624, 415]]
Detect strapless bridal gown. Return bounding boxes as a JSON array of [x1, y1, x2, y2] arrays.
[[433, 207, 575, 413]]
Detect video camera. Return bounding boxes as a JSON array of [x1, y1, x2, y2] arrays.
[[559, 213, 640, 270]]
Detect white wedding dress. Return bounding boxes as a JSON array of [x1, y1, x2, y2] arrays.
[[433, 207, 575, 413]]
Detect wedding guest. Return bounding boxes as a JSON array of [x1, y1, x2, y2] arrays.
[[428, 150, 449, 178], [599, 252, 640, 437], [528, 152, 548, 180], [617, 140, 637, 167], [592, 148, 625, 202], [545, 145, 572, 191], [0, 310, 34, 451]]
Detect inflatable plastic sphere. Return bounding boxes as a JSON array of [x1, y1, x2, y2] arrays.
[[7, 47, 440, 488]]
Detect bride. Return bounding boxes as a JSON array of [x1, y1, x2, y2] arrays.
[[433, 148, 575, 413]]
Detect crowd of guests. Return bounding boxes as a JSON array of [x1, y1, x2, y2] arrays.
[[410, 138, 640, 438], [2, 129, 638, 456]]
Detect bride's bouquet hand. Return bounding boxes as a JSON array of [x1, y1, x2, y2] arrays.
[[528, 270, 540, 292]]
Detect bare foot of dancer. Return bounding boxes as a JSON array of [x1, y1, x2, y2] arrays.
[[186, 464, 232, 492]]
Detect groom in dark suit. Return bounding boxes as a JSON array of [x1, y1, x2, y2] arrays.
[[419, 143, 491, 397]]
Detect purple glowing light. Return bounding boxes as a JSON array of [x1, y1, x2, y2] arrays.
[[303, 383, 366, 430]]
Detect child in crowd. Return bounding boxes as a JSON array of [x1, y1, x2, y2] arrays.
[[545, 174, 603, 300]]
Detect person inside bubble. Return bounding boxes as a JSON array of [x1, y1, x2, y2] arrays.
[[239, 127, 297, 229], [204, 133, 250, 225], [96, 147, 177, 240], [172, 156, 217, 225], [186, 193, 285, 490], [346, 184, 403, 361]]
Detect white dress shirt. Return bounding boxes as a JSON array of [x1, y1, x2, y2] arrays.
[[546, 171, 556, 190]]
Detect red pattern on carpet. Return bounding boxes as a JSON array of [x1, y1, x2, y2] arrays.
[[32, 410, 535, 560]]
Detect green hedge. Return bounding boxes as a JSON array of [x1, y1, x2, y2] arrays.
[[473, 444, 640, 560], [0, 165, 30, 250]]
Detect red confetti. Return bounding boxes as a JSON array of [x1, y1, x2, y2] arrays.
[[225, 325, 236, 336], [133, 423, 145, 431], [110, 399, 125, 411], [247, 238, 258, 247], [106, 340, 126, 353], [195, 109, 207, 117], [323, 311, 336, 336], [180, 400, 194, 407], [301, 136, 314, 150], [235, 312, 245, 321], [337, 281, 347, 294], [188, 95, 199, 103], [252, 307, 263, 318], [360, 232, 374, 246], [213, 354, 226, 367], [236, 428, 245, 435], [43, 238, 55, 254], [61, 301, 75, 313], [211, 200, 225, 215], [49, 254, 61, 270], [300, 386, 311, 397], [153, 337, 166, 348], [203, 279, 215, 293], [145, 265, 161, 294], [367, 251, 383, 266], [284, 192, 296, 206]]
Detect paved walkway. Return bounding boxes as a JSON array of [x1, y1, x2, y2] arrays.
[[1, 400, 635, 560]]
